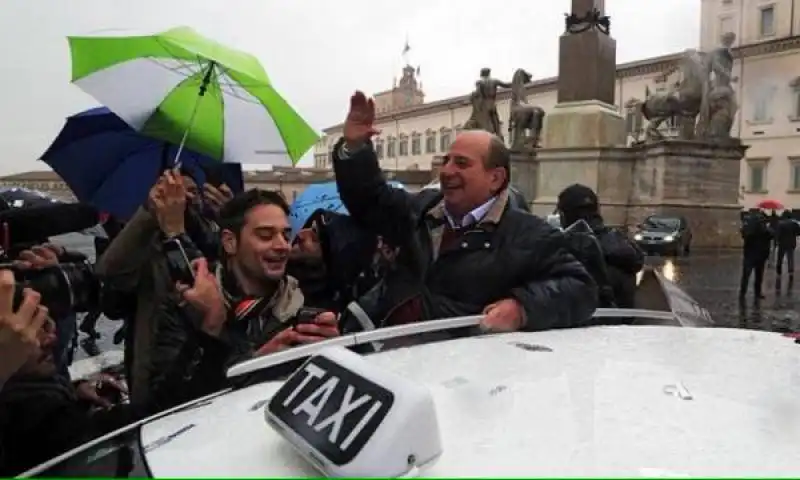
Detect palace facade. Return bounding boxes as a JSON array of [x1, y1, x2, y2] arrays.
[[314, 0, 800, 209]]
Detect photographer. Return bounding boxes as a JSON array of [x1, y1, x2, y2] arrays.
[[95, 168, 233, 405], [147, 185, 340, 410], [0, 272, 138, 475], [288, 209, 382, 313], [9, 243, 92, 376], [556, 184, 644, 309]]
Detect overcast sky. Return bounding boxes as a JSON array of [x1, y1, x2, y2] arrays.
[[0, 0, 699, 175]]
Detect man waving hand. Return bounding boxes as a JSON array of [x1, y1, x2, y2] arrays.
[[333, 91, 598, 334]]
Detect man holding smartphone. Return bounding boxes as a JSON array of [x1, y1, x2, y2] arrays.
[[147, 184, 340, 410]]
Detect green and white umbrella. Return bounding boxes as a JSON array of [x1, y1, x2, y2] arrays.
[[68, 26, 319, 166]]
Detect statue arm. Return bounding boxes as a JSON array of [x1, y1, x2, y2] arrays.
[[497, 80, 513, 89]]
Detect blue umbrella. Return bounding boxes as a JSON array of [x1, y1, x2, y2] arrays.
[[289, 180, 404, 237], [40, 107, 244, 221]]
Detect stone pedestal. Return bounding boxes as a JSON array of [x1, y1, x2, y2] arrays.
[[509, 149, 537, 203], [541, 100, 626, 149], [527, 146, 633, 223], [625, 140, 747, 248], [513, 139, 747, 247]]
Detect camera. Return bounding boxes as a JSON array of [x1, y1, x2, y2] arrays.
[[0, 261, 101, 319]]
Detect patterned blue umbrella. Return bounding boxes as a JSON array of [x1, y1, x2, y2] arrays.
[[289, 181, 404, 237]]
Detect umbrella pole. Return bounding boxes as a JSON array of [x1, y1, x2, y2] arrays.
[[173, 61, 216, 169]]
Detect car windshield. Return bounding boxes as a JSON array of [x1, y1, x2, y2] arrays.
[[24, 428, 150, 478], [643, 216, 680, 232]]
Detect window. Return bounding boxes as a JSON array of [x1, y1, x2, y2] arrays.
[[790, 77, 800, 120], [747, 161, 767, 192], [759, 5, 775, 37], [791, 159, 800, 191], [425, 130, 436, 153], [411, 132, 421, 155], [454, 124, 463, 137], [398, 135, 409, 156], [752, 84, 776, 123], [718, 15, 734, 38], [387, 136, 396, 157], [375, 139, 384, 159], [439, 128, 452, 152]]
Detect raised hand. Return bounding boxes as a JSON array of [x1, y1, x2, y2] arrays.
[[0, 270, 49, 384], [152, 169, 187, 237], [343, 91, 380, 149]]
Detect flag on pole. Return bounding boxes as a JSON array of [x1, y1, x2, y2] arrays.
[[402, 41, 410, 55]]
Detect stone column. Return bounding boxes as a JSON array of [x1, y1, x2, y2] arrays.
[[542, 0, 625, 148]]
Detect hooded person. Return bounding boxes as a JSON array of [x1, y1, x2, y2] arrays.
[[288, 208, 380, 313], [557, 184, 645, 309]]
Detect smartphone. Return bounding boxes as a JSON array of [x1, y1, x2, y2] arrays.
[[294, 307, 327, 326], [163, 238, 196, 285], [204, 164, 225, 188]]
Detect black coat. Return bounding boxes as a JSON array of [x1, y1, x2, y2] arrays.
[[332, 138, 598, 332], [775, 216, 800, 249], [592, 221, 645, 309], [0, 375, 147, 476], [288, 209, 379, 313]]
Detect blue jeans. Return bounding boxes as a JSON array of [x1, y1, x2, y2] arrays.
[[54, 313, 78, 377]]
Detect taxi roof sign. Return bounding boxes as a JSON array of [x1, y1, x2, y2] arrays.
[[265, 346, 442, 477]]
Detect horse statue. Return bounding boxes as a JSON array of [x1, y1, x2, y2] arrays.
[[508, 68, 545, 150], [641, 49, 707, 141]]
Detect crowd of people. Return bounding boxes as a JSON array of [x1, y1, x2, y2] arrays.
[[739, 208, 800, 300], [0, 92, 646, 475]]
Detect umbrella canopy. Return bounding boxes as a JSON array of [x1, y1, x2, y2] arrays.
[[756, 199, 783, 210], [67, 26, 318, 166], [288, 181, 404, 237], [41, 106, 244, 221]]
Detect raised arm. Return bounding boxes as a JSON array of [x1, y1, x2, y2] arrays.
[[332, 92, 417, 247], [94, 206, 159, 291]]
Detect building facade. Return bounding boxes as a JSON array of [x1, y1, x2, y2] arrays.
[[314, 0, 800, 209], [0, 168, 433, 208]]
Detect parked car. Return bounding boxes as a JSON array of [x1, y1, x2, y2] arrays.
[[633, 215, 692, 256]]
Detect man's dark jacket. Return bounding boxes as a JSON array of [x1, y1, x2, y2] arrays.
[[775, 214, 800, 250], [147, 263, 308, 411], [585, 216, 644, 309], [332, 138, 598, 332]]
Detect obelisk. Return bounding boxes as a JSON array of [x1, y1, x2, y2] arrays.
[[541, 0, 626, 148]]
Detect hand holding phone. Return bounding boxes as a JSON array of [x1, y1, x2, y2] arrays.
[[293, 307, 328, 326], [163, 237, 196, 285]]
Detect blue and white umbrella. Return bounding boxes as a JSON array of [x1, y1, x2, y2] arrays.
[[289, 181, 405, 237]]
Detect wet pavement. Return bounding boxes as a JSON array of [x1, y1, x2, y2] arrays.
[[644, 250, 800, 332], [54, 231, 799, 362]]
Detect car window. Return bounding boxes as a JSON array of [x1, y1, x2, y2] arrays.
[[644, 216, 681, 230], [22, 429, 150, 478]]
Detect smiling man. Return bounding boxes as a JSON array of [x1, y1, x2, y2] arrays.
[[147, 189, 340, 410], [333, 91, 598, 335]]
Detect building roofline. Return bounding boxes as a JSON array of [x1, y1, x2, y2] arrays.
[[322, 35, 800, 133]]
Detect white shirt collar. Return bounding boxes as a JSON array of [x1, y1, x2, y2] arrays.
[[444, 196, 497, 229]]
